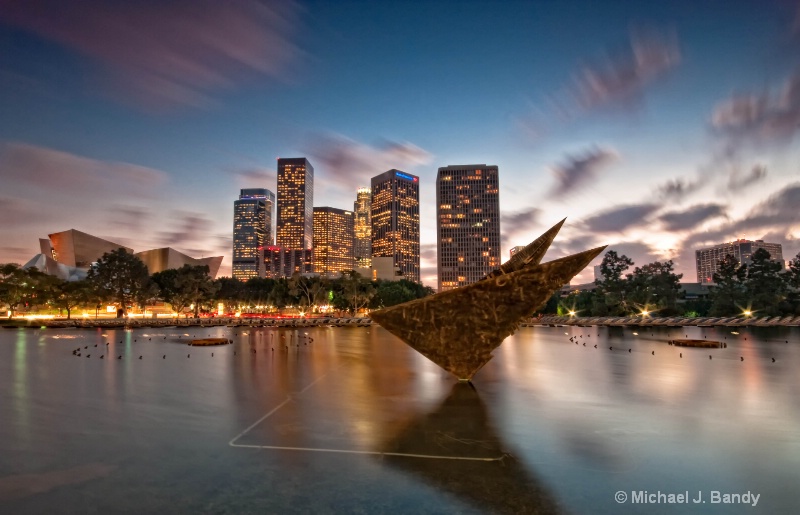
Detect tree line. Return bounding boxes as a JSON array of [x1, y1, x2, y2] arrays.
[[0, 248, 434, 319], [543, 249, 800, 318]]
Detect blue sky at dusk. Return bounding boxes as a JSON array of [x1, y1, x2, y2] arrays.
[[1, 0, 799, 286]]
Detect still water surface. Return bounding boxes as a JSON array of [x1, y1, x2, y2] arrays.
[[1, 324, 799, 514]]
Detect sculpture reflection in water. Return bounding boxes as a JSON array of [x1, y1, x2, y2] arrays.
[[370, 219, 606, 381], [379, 383, 563, 514]]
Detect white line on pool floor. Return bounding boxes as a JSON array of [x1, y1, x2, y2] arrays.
[[228, 367, 505, 462]]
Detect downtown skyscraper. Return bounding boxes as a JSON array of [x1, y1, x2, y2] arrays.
[[371, 170, 420, 283], [436, 164, 500, 292], [276, 157, 314, 250], [353, 187, 372, 268], [313, 207, 354, 278], [232, 188, 274, 281]]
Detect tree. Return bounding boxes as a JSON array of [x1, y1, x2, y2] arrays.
[[334, 271, 375, 315], [372, 281, 416, 308], [288, 274, 328, 311], [594, 251, 634, 315], [152, 265, 219, 317], [0, 264, 49, 317], [215, 277, 244, 311], [86, 249, 151, 316], [43, 278, 93, 319], [626, 260, 683, 316], [709, 254, 747, 316], [745, 248, 786, 316], [784, 252, 800, 314]]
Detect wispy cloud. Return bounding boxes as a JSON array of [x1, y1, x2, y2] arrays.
[[232, 167, 277, 189], [584, 203, 661, 233], [656, 178, 699, 201], [501, 208, 541, 238], [711, 73, 800, 144], [571, 26, 681, 111], [727, 164, 767, 191], [549, 147, 618, 197], [304, 133, 432, 191], [659, 204, 727, 231], [0, 0, 304, 109], [0, 142, 166, 195]]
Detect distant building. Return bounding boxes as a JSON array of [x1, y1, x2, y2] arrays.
[[371, 170, 420, 283], [695, 239, 784, 284], [135, 248, 223, 278], [313, 207, 354, 278], [594, 265, 603, 282], [233, 188, 274, 281], [509, 246, 524, 259], [276, 158, 314, 250], [26, 230, 222, 281], [44, 229, 132, 268], [353, 187, 372, 268], [436, 164, 500, 292], [264, 247, 313, 278], [354, 256, 402, 281]]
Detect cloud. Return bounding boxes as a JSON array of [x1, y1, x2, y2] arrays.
[[676, 183, 800, 268], [571, 27, 681, 111], [108, 206, 153, 234], [233, 167, 277, 188], [518, 27, 680, 138], [736, 182, 800, 231], [501, 208, 541, 238], [583, 203, 661, 233], [157, 211, 216, 248], [727, 164, 768, 191], [549, 147, 618, 197], [658, 204, 727, 231], [711, 73, 800, 143], [420, 243, 437, 262], [304, 134, 432, 190], [0, 142, 166, 195], [656, 178, 699, 201], [1, 0, 303, 109], [0, 196, 51, 226], [606, 241, 661, 269]]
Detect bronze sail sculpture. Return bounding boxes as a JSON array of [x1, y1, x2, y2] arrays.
[[370, 227, 605, 381], [484, 217, 566, 280]]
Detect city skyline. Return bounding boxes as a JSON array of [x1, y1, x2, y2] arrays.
[[1, 1, 799, 287]]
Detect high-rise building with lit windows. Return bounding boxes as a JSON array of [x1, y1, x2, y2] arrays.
[[264, 247, 313, 278], [695, 239, 784, 284], [370, 170, 420, 283], [313, 207, 355, 278], [233, 188, 274, 281], [276, 158, 314, 250], [353, 187, 372, 268], [436, 164, 500, 292]]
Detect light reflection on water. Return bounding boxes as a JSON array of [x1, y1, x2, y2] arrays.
[[0, 324, 798, 513]]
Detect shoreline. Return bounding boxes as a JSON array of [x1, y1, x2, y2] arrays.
[[2, 314, 800, 329], [524, 315, 800, 328]]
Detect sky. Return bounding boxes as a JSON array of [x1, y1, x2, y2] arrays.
[[1, 0, 799, 287]]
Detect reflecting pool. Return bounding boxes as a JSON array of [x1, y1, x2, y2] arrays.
[[1, 324, 799, 513]]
